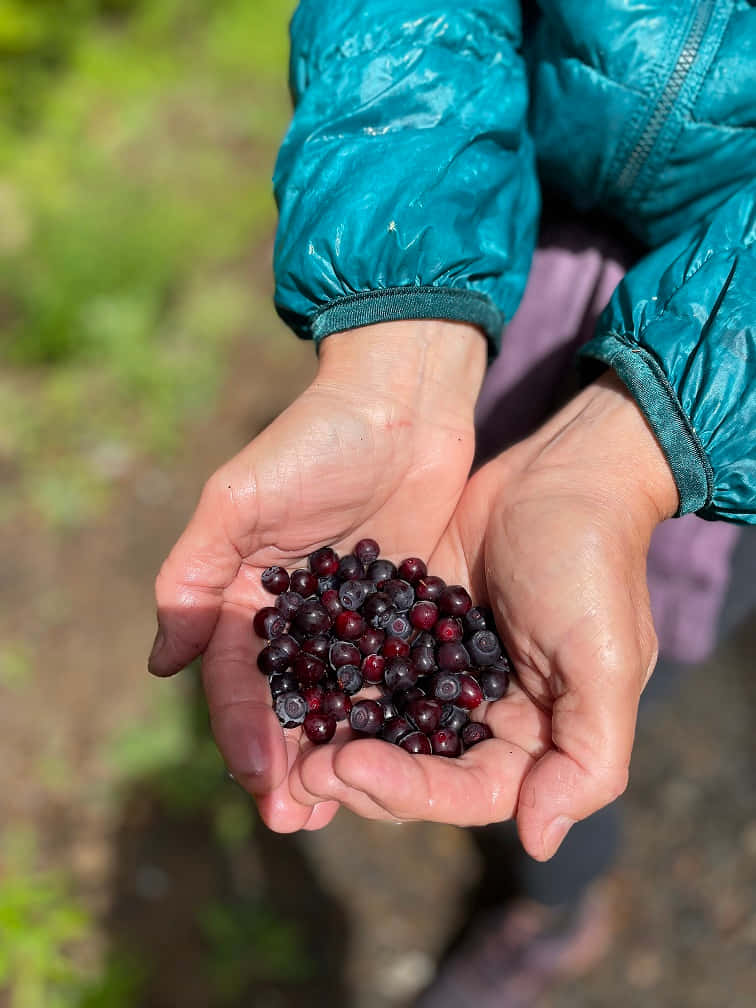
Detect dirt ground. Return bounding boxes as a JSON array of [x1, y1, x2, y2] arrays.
[[2, 256, 755, 1008]]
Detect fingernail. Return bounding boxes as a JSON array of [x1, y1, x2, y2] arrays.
[[542, 815, 575, 859], [147, 626, 167, 675]]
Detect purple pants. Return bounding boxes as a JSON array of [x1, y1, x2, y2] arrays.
[[474, 223, 739, 665]]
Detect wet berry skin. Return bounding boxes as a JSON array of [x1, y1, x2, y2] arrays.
[[261, 565, 290, 595], [410, 601, 438, 631], [367, 558, 397, 583], [362, 592, 392, 623], [273, 633, 300, 662], [338, 553, 363, 581], [293, 600, 331, 637], [276, 590, 305, 620], [462, 721, 493, 748], [354, 538, 380, 566], [400, 731, 433, 755], [377, 694, 399, 720], [309, 546, 339, 576], [269, 670, 299, 697], [358, 628, 385, 655], [289, 568, 318, 597], [302, 684, 325, 712], [293, 653, 326, 686], [463, 606, 491, 635], [253, 606, 287, 640], [301, 635, 330, 661], [392, 686, 426, 713], [439, 585, 473, 617], [380, 715, 414, 745], [480, 666, 509, 701], [371, 605, 398, 631], [381, 579, 415, 611], [336, 664, 363, 695], [413, 631, 436, 649], [431, 672, 462, 703], [415, 575, 446, 603], [361, 653, 386, 685], [274, 691, 308, 728], [320, 588, 344, 619], [405, 697, 443, 733], [434, 617, 463, 644], [383, 657, 419, 692], [349, 699, 384, 735], [430, 727, 461, 757], [437, 641, 471, 672], [322, 689, 352, 721], [304, 711, 337, 744], [387, 613, 412, 640], [339, 579, 371, 611], [398, 557, 427, 584], [410, 644, 437, 675], [382, 636, 410, 660], [456, 673, 484, 710], [335, 610, 366, 640], [257, 644, 290, 676], [440, 704, 469, 734], [467, 630, 503, 667], [329, 640, 361, 669]]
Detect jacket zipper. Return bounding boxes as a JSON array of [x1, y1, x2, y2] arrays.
[[615, 0, 716, 197]]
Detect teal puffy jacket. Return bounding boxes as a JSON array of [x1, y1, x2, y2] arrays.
[[273, 1, 756, 524]]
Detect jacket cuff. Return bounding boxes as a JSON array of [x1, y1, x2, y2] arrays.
[[579, 332, 714, 517], [276, 286, 505, 356]]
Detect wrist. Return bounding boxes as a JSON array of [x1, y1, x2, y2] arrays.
[[315, 320, 487, 425]]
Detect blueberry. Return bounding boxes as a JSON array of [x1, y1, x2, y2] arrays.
[[309, 546, 339, 577], [293, 600, 331, 637], [289, 569, 318, 597], [354, 538, 380, 566], [367, 558, 397, 583], [439, 585, 472, 617], [338, 579, 371, 611], [381, 579, 415, 611], [329, 640, 361, 669], [338, 553, 364, 581], [336, 664, 363, 695], [383, 657, 419, 692], [257, 644, 290, 676], [463, 605, 494, 635], [322, 689, 352, 721], [440, 704, 469, 734], [371, 605, 398, 632], [358, 628, 385, 655], [456, 673, 484, 710], [301, 635, 330, 661], [349, 699, 384, 735], [405, 697, 443, 734], [400, 731, 433, 755], [410, 601, 438, 631], [302, 684, 325, 712], [462, 722, 493, 748], [362, 592, 392, 623], [431, 672, 461, 703], [304, 712, 337, 744], [276, 590, 305, 620], [430, 727, 461, 757], [386, 613, 412, 640], [361, 653, 386, 685], [320, 588, 344, 619], [380, 715, 414, 745], [382, 636, 410, 660], [376, 694, 399, 721], [392, 686, 426, 713], [437, 641, 471, 672], [261, 565, 290, 595], [253, 606, 287, 640], [274, 691, 307, 728], [467, 630, 502, 666], [480, 666, 509, 701], [317, 574, 339, 594], [413, 631, 436, 649], [415, 575, 446, 603], [293, 653, 326, 687], [410, 644, 437, 676], [334, 610, 366, 640], [398, 557, 427, 584], [269, 670, 299, 697], [434, 617, 463, 644]]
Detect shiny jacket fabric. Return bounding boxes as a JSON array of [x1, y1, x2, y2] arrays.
[[273, 1, 756, 523]]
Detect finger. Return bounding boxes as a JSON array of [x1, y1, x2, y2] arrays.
[[149, 471, 246, 676], [202, 603, 287, 796], [256, 735, 328, 833], [291, 740, 394, 820], [515, 637, 642, 862], [301, 801, 341, 831]]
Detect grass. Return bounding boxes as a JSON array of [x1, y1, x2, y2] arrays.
[[0, 0, 296, 528]]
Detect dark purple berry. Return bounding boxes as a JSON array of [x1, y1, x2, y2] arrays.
[[276, 590, 305, 620], [410, 601, 438, 631], [301, 635, 330, 661], [358, 628, 385, 655], [410, 644, 437, 675], [371, 605, 398, 631], [336, 664, 363, 695], [293, 653, 326, 686], [376, 694, 399, 720], [413, 631, 436, 649], [381, 579, 415, 611], [400, 731, 433, 755], [393, 686, 426, 713], [354, 538, 380, 565], [440, 703, 469, 734], [349, 699, 384, 735], [253, 606, 287, 640], [273, 633, 300, 662], [367, 558, 397, 583], [383, 657, 419, 692], [289, 569, 317, 597], [405, 697, 443, 733], [456, 673, 484, 710], [437, 641, 471, 672], [334, 609, 366, 640], [269, 671, 299, 697], [274, 691, 307, 728], [317, 574, 339, 594], [381, 715, 413, 745], [361, 653, 386, 685], [430, 727, 461, 757], [398, 557, 427, 584], [304, 711, 337, 744], [362, 593, 392, 623], [261, 565, 290, 595], [382, 636, 410, 660], [439, 585, 472, 617], [386, 613, 412, 640], [293, 600, 331, 637], [320, 588, 344, 619], [434, 617, 463, 644], [463, 606, 493, 635], [329, 640, 361, 669], [322, 689, 352, 721], [467, 630, 503, 667], [415, 575, 446, 603], [431, 672, 461, 703], [257, 644, 290, 676], [302, 684, 325, 712], [479, 666, 509, 701], [338, 579, 371, 611], [338, 553, 363, 581], [309, 546, 339, 577], [462, 722, 493, 748]]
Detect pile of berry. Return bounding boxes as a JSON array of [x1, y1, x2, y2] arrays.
[[254, 539, 511, 757]]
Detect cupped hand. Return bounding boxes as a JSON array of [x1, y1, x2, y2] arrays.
[[148, 321, 486, 833], [289, 373, 680, 859]]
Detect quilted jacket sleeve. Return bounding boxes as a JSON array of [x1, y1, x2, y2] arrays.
[[581, 181, 756, 524], [273, 0, 539, 353]]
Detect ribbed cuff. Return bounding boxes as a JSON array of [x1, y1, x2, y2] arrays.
[[276, 286, 505, 357], [579, 332, 714, 517]]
